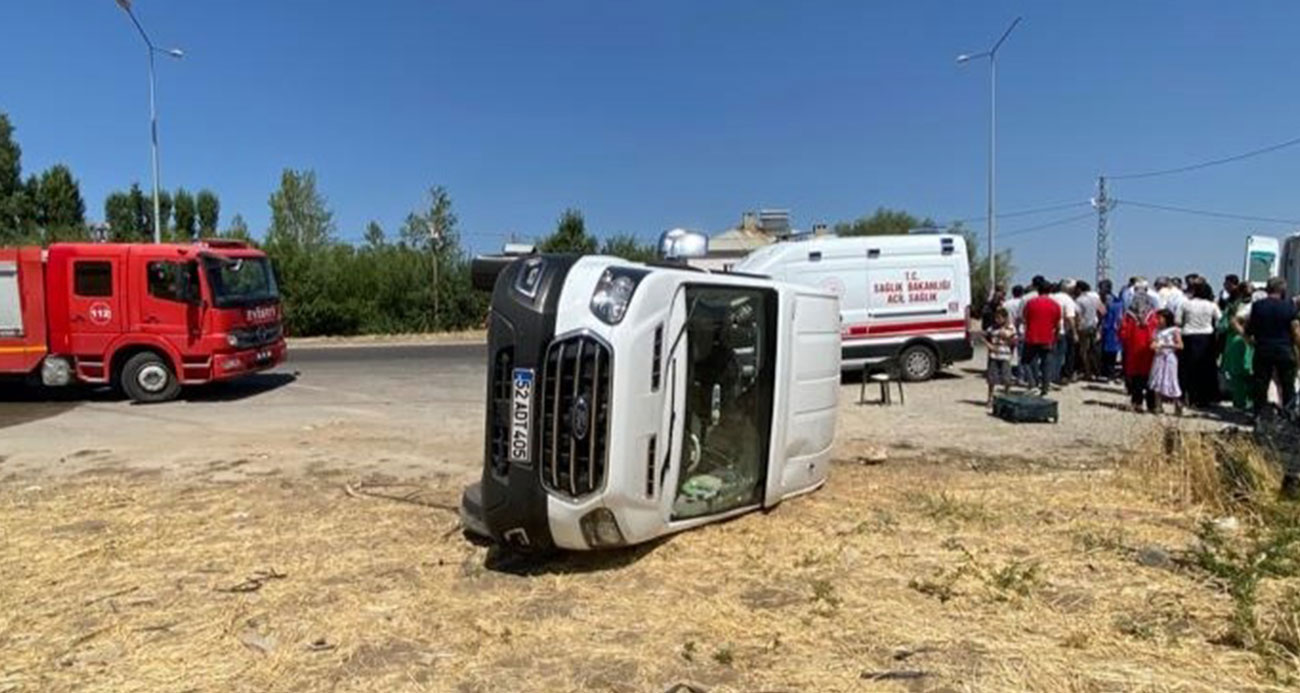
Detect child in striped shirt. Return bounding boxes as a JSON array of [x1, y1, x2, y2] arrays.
[[984, 307, 1016, 406]]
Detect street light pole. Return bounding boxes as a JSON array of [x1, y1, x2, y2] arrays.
[[958, 16, 1021, 298], [115, 0, 183, 244]]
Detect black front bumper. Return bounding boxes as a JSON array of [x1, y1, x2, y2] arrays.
[[465, 255, 579, 553]]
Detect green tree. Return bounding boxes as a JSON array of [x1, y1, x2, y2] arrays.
[[127, 184, 150, 241], [222, 213, 252, 242], [364, 220, 386, 249], [399, 186, 456, 251], [173, 188, 197, 240], [538, 208, 597, 253], [267, 169, 333, 249], [34, 164, 86, 240], [0, 114, 36, 242], [833, 207, 936, 237], [962, 227, 1015, 308], [398, 186, 463, 330], [600, 233, 657, 263], [196, 189, 220, 235], [104, 192, 135, 241]]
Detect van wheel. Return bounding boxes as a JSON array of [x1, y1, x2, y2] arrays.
[[121, 352, 181, 404], [899, 345, 938, 382]]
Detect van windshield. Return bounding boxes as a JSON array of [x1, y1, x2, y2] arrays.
[[672, 285, 777, 520], [1248, 251, 1276, 286], [203, 256, 279, 308]]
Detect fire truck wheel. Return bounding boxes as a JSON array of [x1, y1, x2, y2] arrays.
[[121, 352, 181, 404], [898, 344, 938, 382]]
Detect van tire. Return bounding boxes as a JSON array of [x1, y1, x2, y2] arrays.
[[120, 352, 181, 404], [898, 344, 938, 382]]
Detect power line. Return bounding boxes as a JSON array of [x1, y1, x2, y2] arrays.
[[999, 210, 1098, 239], [1109, 135, 1300, 181], [1119, 199, 1300, 226], [949, 200, 1090, 225]]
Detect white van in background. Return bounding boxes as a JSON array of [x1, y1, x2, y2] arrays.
[[1281, 234, 1300, 298], [1244, 235, 1281, 291], [735, 233, 973, 381]]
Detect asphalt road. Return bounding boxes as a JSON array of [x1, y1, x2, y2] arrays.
[[0, 342, 492, 480]]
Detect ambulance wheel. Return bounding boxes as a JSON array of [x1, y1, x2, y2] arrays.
[[899, 344, 938, 382], [121, 352, 181, 404]]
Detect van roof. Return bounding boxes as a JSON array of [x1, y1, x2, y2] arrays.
[[736, 233, 965, 271]]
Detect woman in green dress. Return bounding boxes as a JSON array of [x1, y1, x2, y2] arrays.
[[1219, 284, 1254, 410]]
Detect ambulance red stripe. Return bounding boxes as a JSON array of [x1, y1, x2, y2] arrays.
[[842, 318, 967, 338]]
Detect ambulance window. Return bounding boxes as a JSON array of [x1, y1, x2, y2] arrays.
[[74, 261, 113, 297]]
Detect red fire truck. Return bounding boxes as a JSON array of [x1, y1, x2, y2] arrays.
[[0, 241, 286, 403]]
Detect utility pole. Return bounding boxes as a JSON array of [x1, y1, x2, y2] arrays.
[[1093, 175, 1114, 286], [114, 0, 183, 244], [957, 17, 1022, 298]]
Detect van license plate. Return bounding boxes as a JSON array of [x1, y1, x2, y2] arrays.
[[509, 368, 534, 463]]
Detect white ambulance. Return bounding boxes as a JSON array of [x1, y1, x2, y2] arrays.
[[734, 233, 973, 381]]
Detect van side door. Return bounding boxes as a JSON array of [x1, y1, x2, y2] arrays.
[[131, 252, 200, 352], [66, 256, 124, 358]]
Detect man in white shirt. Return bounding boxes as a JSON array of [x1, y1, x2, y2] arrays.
[[1049, 280, 1079, 384], [1165, 277, 1187, 317]]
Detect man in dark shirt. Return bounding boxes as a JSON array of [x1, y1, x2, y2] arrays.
[[1246, 277, 1300, 411]]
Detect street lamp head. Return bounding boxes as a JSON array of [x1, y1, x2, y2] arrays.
[[167, 48, 184, 59], [956, 54, 972, 64], [115, 0, 132, 11]]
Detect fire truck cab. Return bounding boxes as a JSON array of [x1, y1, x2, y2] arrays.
[[0, 241, 286, 403]]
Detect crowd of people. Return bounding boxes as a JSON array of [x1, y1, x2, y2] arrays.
[[979, 272, 1300, 416]]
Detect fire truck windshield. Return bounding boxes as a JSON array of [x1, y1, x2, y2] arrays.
[[203, 256, 280, 308]]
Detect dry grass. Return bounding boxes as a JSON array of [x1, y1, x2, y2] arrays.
[[1, 455, 1293, 692], [1123, 426, 1281, 514]]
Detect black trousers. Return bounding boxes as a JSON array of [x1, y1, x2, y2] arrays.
[[1252, 347, 1298, 410], [1127, 374, 1157, 411], [1180, 333, 1216, 406]]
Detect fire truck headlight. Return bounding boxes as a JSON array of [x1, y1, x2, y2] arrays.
[[226, 333, 240, 348], [590, 267, 646, 325], [579, 508, 626, 548]]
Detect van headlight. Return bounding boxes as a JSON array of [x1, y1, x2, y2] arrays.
[[226, 333, 241, 348], [590, 268, 647, 325]]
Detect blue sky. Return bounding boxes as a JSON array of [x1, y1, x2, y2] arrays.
[[4, 1, 1300, 283]]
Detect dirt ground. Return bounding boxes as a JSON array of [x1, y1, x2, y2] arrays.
[[1, 354, 1290, 692]]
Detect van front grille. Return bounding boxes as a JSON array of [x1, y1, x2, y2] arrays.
[[488, 348, 513, 478], [540, 335, 611, 497]]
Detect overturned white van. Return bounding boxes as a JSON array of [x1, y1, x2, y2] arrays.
[[735, 233, 973, 381], [461, 241, 840, 553]]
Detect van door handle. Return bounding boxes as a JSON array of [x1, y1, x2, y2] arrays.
[[72, 315, 86, 323], [145, 316, 160, 324]]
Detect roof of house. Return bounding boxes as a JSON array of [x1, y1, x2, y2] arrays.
[[709, 227, 776, 254]]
